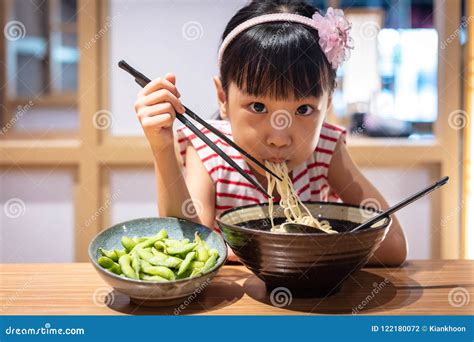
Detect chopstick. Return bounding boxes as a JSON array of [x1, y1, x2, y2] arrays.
[[350, 176, 449, 232], [118, 60, 281, 198]]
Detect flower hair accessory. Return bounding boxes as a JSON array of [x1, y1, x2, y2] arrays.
[[217, 8, 353, 70], [312, 8, 353, 69]]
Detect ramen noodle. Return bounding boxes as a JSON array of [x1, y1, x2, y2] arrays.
[[265, 161, 337, 234]]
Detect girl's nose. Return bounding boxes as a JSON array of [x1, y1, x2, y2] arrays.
[[266, 130, 292, 148]]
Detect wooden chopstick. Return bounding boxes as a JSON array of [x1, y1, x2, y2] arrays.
[[118, 60, 273, 198]]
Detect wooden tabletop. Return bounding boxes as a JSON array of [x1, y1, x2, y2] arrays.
[[0, 260, 473, 315]]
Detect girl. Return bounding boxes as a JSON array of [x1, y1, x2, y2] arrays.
[[133, 0, 407, 266]]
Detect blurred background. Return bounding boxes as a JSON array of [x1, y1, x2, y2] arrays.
[[0, 0, 472, 262]]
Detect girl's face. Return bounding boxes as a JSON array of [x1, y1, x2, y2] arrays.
[[214, 78, 331, 177]]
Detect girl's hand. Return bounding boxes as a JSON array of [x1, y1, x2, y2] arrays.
[[133, 73, 185, 152]]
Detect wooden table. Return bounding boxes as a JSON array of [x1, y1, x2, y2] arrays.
[[1, 260, 473, 315]]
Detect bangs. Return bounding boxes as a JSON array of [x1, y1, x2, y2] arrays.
[[221, 23, 336, 101]]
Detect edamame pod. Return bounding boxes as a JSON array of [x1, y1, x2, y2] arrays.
[[121, 236, 136, 252], [153, 241, 166, 251], [194, 233, 209, 262], [98, 229, 219, 281], [118, 254, 138, 279], [178, 251, 196, 276], [140, 260, 175, 280], [166, 242, 197, 255], [140, 273, 169, 282], [190, 268, 202, 278], [200, 250, 219, 274], [132, 229, 168, 251], [108, 263, 122, 275], [98, 256, 115, 268], [99, 248, 118, 261], [114, 249, 126, 258], [130, 250, 141, 279], [190, 261, 204, 270]]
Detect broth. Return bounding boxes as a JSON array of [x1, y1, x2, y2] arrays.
[[236, 217, 360, 233]]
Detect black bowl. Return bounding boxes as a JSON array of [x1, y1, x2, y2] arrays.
[[216, 202, 391, 297]]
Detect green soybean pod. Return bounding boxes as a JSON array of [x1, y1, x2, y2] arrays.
[[164, 238, 189, 248], [176, 269, 192, 279], [190, 261, 204, 270], [98, 256, 115, 269], [190, 268, 202, 278], [118, 254, 138, 279], [99, 248, 118, 261], [200, 251, 218, 274], [153, 256, 182, 269], [132, 229, 168, 251], [178, 251, 196, 276], [114, 249, 126, 258], [153, 241, 166, 251], [140, 273, 169, 282], [167, 242, 197, 256], [194, 233, 209, 262], [130, 250, 141, 279], [133, 237, 148, 244], [137, 249, 178, 268], [137, 248, 155, 261], [149, 250, 182, 268], [121, 236, 136, 252], [108, 263, 122, 275], [140, 260, 176, 280]]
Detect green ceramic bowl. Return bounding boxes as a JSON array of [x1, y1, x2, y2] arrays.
[[89, 217, 227, 306]]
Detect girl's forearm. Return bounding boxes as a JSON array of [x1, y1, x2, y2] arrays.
[[153, 145, 198, 223]]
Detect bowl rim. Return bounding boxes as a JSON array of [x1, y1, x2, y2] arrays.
[[88, 216, 228, 285], [215, 201, 391, 237]]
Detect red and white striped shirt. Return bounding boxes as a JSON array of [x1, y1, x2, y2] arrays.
[[176, 119, 347, 231]]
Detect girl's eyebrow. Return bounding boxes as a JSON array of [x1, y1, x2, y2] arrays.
[[239, 94, 321, 104]]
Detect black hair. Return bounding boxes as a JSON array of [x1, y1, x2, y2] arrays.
[[214, 0, 336, 119]]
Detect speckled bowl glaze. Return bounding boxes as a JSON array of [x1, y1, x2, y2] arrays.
[[89, 217, 227, 307], [217, 202, 391, 297]]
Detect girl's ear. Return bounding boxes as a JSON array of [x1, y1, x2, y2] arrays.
[[213, 76, 228, 119], [326, 94, 333, 111]]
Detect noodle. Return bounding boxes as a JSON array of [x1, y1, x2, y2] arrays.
[[264, 161, 337, 234]]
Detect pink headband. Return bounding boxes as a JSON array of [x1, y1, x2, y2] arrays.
[[217, 8, 353, 70]]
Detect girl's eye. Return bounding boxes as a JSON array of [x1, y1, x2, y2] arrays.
[[296, 105, 314, 116], [249, 102, 267, 113]]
